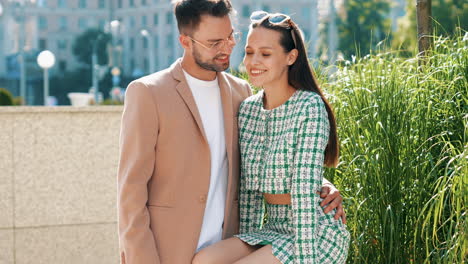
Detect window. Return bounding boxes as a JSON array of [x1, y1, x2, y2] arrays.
[[142, 0, 147, 5], [129, 17, 136, 28], [118, 0, 122, 8], [302, 7, 311, 19], [59, 16, 67, 30], [154, 36, 159, 50], [59, 60, 67, 72], [39, 38, 47, 50], [37, 0, 47, 7], [79, 0, 86, 8], [129, 0, 135, 7], [78, 18, 88, 30], [166, 33, 172, 48], [242, 5, 250, 18], [99, 0, 105, 8], [57, 39, 67, 50], [153, 14, 159, 25], [166, 12, 172, 24], [281, 6, 290, 15], [143, 37, 148, 49], [130, 59, 135, 71], [58, 0, 67, 8], [99, 19, 106, 30], [142, 16, 147, 27], [130, 38, 135, 51], [38, 16, 47, 30], [144, 58, 149, 72]]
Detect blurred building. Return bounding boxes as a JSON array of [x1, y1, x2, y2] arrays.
[[0, 0, 406, 92], [0, 0, 332, 78]]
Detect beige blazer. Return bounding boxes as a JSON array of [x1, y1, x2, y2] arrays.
[[117, 59, 252, 264]]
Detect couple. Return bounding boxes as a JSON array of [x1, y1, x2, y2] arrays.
[[117, 0, 350, 263]]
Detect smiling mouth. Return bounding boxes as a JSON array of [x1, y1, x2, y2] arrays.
[[215, 55, 229, 62], [250, 69, 267, 76]]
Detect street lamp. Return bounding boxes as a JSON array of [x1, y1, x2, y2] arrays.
[[110, 20, 121, 67], [37, 50, 55, 106], [141, 29, 155, 73]]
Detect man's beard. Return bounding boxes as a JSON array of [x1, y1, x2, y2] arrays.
[[192, 46, 230, 72]]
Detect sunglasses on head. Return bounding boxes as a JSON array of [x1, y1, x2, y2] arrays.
[[250, 11, 291, 24], [249, 11, 297, 48]]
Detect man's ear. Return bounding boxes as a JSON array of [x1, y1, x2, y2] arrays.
[[287, 49, 299, 65], [180, 35, 191, 50]]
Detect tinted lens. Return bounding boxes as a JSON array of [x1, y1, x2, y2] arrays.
[[269, 14, 289, 24], [250, 11, 268, 21]]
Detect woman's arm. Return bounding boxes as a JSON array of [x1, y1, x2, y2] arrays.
[[291, 96, 329, 263]]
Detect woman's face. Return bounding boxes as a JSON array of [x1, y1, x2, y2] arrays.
[[243, 27, 295, 88]]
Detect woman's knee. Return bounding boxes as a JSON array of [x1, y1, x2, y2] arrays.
[[191, 249, 217, 264]]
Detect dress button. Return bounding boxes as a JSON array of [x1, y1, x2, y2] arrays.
[[199, 195, 207, 203], [260, 136, 265, 141], [262, 115, 266, 120]]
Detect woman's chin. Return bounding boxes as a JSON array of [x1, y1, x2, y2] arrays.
[[248, 78, 263, 87]]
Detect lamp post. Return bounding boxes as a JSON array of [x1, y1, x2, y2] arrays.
[[37, 50, 55, 106], [141, 29, 155, 73], [110, 20, 121, 68], [91, 34, 104, 104]]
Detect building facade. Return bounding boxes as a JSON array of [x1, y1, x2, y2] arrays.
[[0, 0, 331, 79]]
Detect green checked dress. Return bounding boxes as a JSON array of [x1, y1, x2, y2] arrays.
[[235, 89, 350, 264]]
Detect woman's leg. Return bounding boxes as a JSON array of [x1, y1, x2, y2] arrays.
[[191, 237, 258, 264], [233, 245, 282, 264]]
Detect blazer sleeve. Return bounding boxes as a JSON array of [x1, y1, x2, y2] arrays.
[[291, 97, 329, 263], [117, 81, 160, 264]]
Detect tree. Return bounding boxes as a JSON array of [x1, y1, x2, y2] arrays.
[[417, 0, 432, 58], [72, 29, 112, 67], [336, 0, 391, 59], [392, 0, 468, 54]]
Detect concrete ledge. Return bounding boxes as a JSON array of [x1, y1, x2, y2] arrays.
[[0, 106, 123, 114], [0, 106, 122, 263]]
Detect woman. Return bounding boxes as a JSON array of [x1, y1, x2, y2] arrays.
[[192, 11, 350, 264]]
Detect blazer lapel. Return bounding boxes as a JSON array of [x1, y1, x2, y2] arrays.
[[218, 72, 236, 238], [171, 60, 208, 143], [218, 72, 234, 169]]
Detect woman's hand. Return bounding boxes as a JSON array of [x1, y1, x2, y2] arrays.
[[317, 184, 347, 224]]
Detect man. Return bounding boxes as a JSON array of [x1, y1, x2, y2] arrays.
[[117, 0, 346, 263]]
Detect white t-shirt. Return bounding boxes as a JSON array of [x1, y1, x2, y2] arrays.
[[183, 70, 228, 252]]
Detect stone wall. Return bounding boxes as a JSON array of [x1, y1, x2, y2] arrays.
[[0, 106, 123, 264]]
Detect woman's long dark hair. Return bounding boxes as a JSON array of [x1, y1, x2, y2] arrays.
[[252, 18, 339, 167]]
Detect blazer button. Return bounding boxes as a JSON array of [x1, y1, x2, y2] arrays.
[[199, 195, 207, 203]]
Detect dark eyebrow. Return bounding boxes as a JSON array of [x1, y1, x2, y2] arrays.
[[245, 46, 274, 50], [206, 29, 234, 43]]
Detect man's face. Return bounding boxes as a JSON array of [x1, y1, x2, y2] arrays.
[[190, 15, 235, 72]]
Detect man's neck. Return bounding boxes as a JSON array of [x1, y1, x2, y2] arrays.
[[181, 55, 217, 81]]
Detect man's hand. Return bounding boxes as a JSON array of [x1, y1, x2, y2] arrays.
[[317, 183, 347, 224]]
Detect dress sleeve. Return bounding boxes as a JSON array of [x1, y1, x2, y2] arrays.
[[291, 97, 329, 263], [238, 101, 264, 234]]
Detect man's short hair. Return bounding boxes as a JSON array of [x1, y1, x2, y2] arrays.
[[173, 0, 233, 35]]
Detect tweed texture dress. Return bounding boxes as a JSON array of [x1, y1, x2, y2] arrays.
[[235, 89, 350, 264]]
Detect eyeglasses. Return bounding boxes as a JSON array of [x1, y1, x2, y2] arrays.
[[249, 10, 297, 48], [188, 31, 242, 52]]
